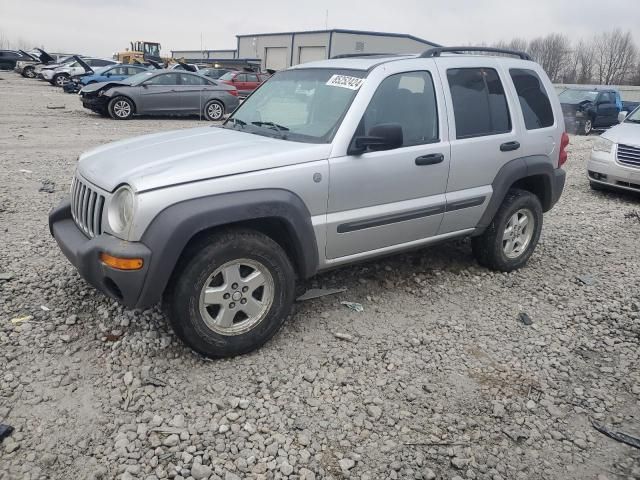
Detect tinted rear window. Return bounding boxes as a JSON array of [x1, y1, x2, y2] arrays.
[[447, 68, 511, 139], [509, 69, 554, 129]]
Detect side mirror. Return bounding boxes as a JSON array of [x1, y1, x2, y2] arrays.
[[350, 123, 403, 155], [618, 111, 628, 123]]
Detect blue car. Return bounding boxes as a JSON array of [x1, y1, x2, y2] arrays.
[[80, 64, 148, 86]]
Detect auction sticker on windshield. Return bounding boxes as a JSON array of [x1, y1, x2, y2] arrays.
[[326, 74, 364, 90]]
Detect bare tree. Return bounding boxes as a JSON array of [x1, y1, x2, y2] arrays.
[[594, 29, 637, 84], [527, 34, 571, 83]]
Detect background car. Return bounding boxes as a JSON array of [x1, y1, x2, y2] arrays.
[[79, 64, 148, 86], [218, 71, 270, 96], [588, 106, 640, 194], [79, 70, 239, 121], [43, 57, 118, 86], [0, 50, 38, 70], [14, 48, 56, 78], [199, 67, 236, 80]]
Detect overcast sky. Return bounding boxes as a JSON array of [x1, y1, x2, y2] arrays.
[[1, 0, 638, 57]]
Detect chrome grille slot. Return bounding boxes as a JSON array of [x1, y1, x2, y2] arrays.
[[70, 176, 106, 238], [617, 143, 640, 168]]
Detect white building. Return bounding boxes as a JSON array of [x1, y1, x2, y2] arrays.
[[236, 29, 440, 70]]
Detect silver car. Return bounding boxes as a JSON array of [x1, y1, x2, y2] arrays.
[[79, 70, 240, 121], [588, 107, 640, 193], [50, 47, 567, 358]]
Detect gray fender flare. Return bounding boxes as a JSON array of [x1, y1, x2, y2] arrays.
[[135, 189, 318, 308], [474, 155, 565, 234]]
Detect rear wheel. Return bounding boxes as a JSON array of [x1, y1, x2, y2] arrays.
[[204, 100, 225, 121], [108, 96, 134, 120], [163, 229, 295, 358], [472, 189, 543, 272]]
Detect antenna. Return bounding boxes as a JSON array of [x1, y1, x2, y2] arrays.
[[325, 9, 329, 30]]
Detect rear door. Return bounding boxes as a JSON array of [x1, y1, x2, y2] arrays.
[[138, 73, 181, 113], [326, 63, 450, 259], [435, 57, 521, 234], [175, 73, 209, 113]]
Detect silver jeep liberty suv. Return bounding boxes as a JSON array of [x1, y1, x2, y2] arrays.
[[49, 47, 568, 358]]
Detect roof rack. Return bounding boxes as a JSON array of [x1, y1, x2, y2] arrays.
[[420, 46, 532, 61], [330, 53, 403, 59]]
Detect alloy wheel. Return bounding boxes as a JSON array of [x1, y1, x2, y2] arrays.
[[113, 100, 131, 118], [502, 208, 535, 259]]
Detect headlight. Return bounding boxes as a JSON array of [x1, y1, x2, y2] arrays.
[[592, 137, 614, 154], [107, 186, 135, 234]]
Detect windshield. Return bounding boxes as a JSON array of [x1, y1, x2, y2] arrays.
[[626, 106, 640, 123], [225, 68, 367, 143], [559, 89, 598, 104], [125, 71, 156, 85]]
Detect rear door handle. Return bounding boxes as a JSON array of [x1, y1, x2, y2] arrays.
[[415, 153, 444, 166], [500, 141, 520, 152]]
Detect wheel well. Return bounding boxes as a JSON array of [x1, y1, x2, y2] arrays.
[[510, 175, 552, 211], [179, 218, 304, 278]]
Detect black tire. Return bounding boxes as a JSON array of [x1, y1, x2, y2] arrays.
[[472, 189, 543, 272], [108, 96, 134, 120], [163, 229, 295, 358], [204, 99, 225, 121], [23, 67, 36, 78], [582, 118, 593, 136], [53, 73, 69, 87]]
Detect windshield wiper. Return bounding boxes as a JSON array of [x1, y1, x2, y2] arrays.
[[626, 118, 640, 124], [251, 121, 290, 132], [227, 118, 246, 129]]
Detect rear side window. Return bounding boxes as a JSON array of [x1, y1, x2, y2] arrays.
[[447, 68, 511, 139], [509, 69, 554, 129]]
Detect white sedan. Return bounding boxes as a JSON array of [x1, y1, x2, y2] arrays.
[[588, 107, 640, 194]]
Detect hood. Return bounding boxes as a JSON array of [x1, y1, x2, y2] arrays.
[[601, 122, 640, 146], [78, 126, 332, 192], [36, 49, 55, 63]]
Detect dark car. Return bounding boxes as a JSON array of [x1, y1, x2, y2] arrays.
[[200, 68, 235, 80], [218, 71, 270, 96], [0, 50, 38, 70], [79, 70, 239, 121], [560, 87, 640, 135]]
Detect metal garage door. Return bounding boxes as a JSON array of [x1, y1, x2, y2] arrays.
[[298, 46, 326, 64], [265, 47, 288, 71]]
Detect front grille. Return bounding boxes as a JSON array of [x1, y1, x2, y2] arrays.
[[70, 176, 105, 238], [617, 143, 640, 168]]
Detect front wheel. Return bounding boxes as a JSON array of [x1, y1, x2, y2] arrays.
[[108, 96, 134, 120], [582, 119, 593, 135], [23, 67, 36, 78], [163, 229, 295, 358], [204, 100, 225, 121], [53, 73, 69, 87], [472, 189, 543, 272]]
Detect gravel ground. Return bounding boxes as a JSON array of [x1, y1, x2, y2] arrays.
[[1, 73, 639, 480]]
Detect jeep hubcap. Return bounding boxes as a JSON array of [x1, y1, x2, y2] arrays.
[[502, 209, 534, 259], [114, 101, 131, 118], [207, 102, 223, 120], [199, 259, 274, 336]]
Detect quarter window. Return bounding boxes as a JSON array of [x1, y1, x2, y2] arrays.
[[447, 68, 511, 139], [509, 69, 554, 129], [358, 71, 439, 147]]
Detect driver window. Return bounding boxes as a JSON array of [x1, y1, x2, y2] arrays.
[[145, 73, 179, 86], [359, 71, 439, 147]]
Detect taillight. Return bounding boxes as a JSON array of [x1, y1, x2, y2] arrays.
[[228, 88, 238, 97], [558, 132, 569, 168]]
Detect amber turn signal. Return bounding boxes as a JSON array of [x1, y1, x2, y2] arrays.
[[99, 253, 143, 271]]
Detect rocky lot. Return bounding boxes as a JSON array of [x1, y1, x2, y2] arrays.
[[1, 73, 639, 480]]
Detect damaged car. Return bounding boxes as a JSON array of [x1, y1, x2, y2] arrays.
[[42, 56, 117, 86], [63, 64, 149, 93], [79, 70, 239, 120], [14, 49, 56, 78]]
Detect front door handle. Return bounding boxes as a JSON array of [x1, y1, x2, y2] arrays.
[[500, 141, 521, 152], [415, 153, 444, 166]]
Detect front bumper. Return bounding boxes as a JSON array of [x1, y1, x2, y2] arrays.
[[49, 200, 152, 308], [588, 150, 640, 193], [81, 95, 106, 110]]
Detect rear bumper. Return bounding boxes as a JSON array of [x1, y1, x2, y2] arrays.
[[49, 200, 153, 308], [551, 167, 566, 208]]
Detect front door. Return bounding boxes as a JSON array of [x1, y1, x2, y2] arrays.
[[595, 92, 619, 127], [138, 73, 181, 113], [326, 67, 450, 259]]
